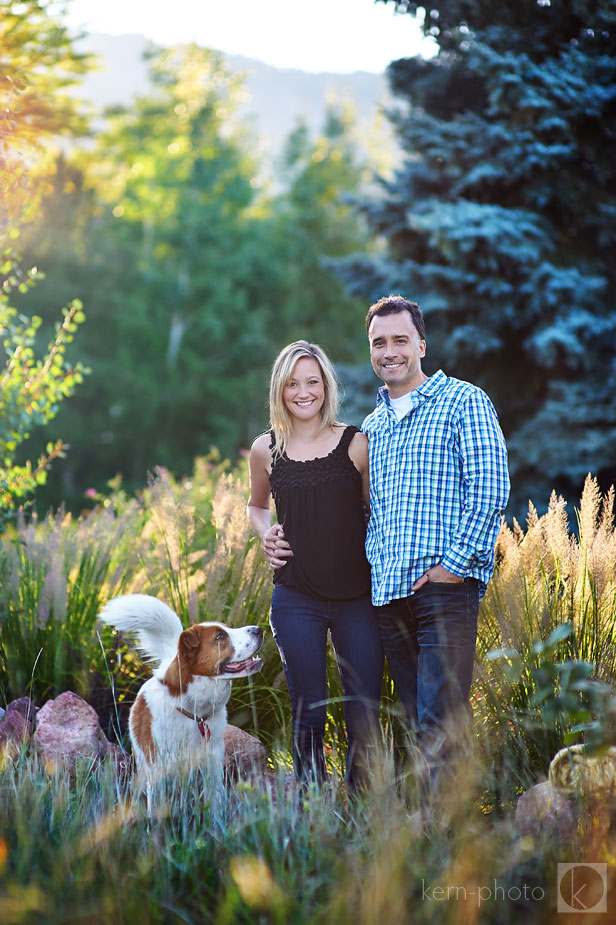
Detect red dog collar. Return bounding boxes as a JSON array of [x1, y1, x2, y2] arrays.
[[175, 706, 211, 741]]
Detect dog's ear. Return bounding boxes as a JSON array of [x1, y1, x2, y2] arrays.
[[179, 626, 201, 653]]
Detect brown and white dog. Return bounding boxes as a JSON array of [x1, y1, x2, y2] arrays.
[[100, 594, 263, 773]]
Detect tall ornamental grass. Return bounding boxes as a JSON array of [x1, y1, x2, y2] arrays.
[[0, 457, 290, 751], [1, 466, 616, 920], [1, 464, 615, 789], [474, 476, 616, 808]]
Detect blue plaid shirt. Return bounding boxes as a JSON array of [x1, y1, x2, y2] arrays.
[[362, 370, 510, 606]]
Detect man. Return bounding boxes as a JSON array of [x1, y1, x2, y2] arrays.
[[362, 294, 509, 772]]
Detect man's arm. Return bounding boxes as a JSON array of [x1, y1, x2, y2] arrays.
[[439, 389, 510, 577]]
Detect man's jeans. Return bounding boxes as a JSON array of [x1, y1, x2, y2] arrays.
[[377, 579, 479, 772], [270, 584, 384, 790]]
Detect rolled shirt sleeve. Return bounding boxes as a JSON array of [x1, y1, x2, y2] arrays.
[[440, 389, 510, 577]]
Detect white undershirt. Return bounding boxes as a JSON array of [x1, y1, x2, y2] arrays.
[[389, 390, 415, 422]]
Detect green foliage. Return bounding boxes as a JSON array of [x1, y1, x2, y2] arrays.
[[14, 46, 274, 500], [3, 449, 615, 808], [267, 105, 372, 354], [0, 542, 114, 704], [0, 2, 91, 522], [0, 458, 284, 746], [342, 0, 616, 516], [381, 0, 616, 56], [490, 624, 616, 752], [0, 464, 615, 919], [14, 49, 373, 510], [0, 491, 143, 705], [0, 751, 563, 925], [0, 255, 87, 519]]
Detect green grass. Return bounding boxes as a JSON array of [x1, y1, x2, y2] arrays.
[[0, 745, 573, 924], [1, 467, 616, 921]]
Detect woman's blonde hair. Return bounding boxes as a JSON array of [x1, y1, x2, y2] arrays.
[[269, 341, 340, 456]]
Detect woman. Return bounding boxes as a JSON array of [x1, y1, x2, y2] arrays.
[[248, 340, 383, 789]]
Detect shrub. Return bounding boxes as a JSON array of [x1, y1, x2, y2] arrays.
[[474, 475, 616, 807], [0, 255, 87, 524]]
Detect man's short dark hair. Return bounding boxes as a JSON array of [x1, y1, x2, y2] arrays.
[[365, 295, 425, 340]]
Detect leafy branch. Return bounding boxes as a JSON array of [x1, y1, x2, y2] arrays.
[[1, 253, 88, 515]]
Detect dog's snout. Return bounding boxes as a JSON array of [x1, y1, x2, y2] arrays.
[[249, 625, 263, 638]]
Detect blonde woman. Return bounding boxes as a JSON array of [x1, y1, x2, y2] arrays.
[[248, 341, 383, 789]]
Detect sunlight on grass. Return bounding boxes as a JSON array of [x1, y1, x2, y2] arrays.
[[0, 468, 615, 921]]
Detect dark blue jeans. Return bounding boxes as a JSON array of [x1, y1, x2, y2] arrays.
[[269, 584, 384, 789], [377, 579, 479, 772]]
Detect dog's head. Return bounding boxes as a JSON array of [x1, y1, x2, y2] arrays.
[[164, 622, 263, 693]]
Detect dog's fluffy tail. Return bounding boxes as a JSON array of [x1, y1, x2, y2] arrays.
[[99, 594, 184, 664]]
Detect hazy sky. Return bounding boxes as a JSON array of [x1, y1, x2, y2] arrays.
[[63, 0, 435, 73]]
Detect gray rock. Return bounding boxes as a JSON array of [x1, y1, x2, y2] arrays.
[[224, 725, 268, 779], [33, 691, 109, 771], [6, 696, 37, 723], [0, 709, 33, 751], [515, 780, 577, 843]]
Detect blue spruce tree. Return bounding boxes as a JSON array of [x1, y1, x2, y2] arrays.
[[338, 0, 616, 515]]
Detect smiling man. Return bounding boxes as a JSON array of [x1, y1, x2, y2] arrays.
[[362, 295, 510, 794]]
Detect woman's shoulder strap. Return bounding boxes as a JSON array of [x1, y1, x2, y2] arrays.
[[269, 430, 286, 466], [337, 424, 360, 452]]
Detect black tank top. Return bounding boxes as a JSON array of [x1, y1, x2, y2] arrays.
[[269, 425, 371, 600]]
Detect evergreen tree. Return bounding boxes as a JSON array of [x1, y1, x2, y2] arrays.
[[270, 104, 372, 359], [21, 44, 279, 497], [15, 51, 375, 507], [340, 0, 616, 514]]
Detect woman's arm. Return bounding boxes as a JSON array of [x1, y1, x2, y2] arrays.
[[348, 431, 370, 512], [247, 434, 293, 568]]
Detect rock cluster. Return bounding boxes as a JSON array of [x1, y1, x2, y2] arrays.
[[0, 691, 268, 781], [0, 691, 130, 775]]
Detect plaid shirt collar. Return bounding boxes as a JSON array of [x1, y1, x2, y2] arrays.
[[375, 369, 448, 415]]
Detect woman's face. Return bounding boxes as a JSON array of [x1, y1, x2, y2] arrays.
[[283, 357, 325, 422]]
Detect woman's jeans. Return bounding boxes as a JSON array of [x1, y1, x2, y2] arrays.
[[377, 579, 479, 784], [269, 584, 384, 789]]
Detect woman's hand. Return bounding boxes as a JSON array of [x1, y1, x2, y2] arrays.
[[247, 432, 294, 568], [263, 523, 294, 569]]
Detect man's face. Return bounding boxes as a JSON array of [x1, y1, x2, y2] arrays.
[[368, 311, 426, 398]]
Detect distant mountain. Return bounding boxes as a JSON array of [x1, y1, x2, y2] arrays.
[[73, 33, 391, 155]]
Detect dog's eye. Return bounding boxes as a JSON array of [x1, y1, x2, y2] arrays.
[[215, 630, 226, 642]]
